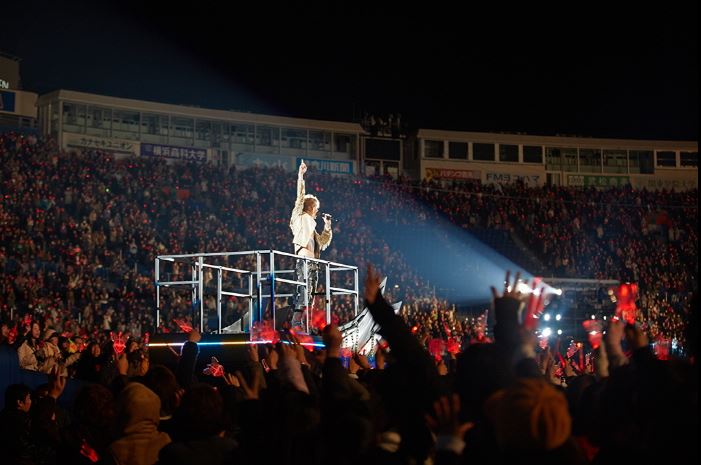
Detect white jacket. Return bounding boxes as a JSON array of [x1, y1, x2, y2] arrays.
[[18, 340, 44, 372], [290, 175, 332, 258]]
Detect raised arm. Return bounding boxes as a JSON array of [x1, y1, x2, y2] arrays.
[[292, 160, 307, 218]]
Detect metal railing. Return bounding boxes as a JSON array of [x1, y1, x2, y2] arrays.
[[155, 250, 358, 337]]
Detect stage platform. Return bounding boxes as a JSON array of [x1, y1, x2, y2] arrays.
[[155, 250, 359, 336], [147, 332, 326, 374], [152, 250, 401, 371]]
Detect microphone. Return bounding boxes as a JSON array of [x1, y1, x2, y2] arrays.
[[321, 213, 337, 222]]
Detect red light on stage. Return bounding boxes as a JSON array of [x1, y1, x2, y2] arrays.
[[173, 318, 193, 333], [614, 283, 638, 324], [203, 357, 225, 377], [446, 337, 460, 354], [582, 320, 603, 349]]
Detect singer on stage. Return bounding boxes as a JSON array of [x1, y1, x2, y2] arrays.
[[289, 160, 333, 329]]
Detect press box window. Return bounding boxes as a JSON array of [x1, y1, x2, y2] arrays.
[[680, 151, 698, 168], [628, 150, 654, 174], [523, 146, 543, 163], [473, 143, 495, 161], [498, 144, 518, 162], [448, 141, 468, 159], [603, 149, 627, 173], [424, 140, 444, 159], [656, 151, 677, 167], [579, 149, 602, 173]]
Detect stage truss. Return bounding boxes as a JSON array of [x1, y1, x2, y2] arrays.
[[155, 250, 359, 338]]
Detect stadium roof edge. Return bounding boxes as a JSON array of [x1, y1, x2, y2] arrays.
[[416, 128, 698, 150], [37, 89, 365, 133]]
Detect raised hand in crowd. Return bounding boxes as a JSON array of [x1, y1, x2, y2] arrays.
[[265, 344, 279, 370], [348, 355, 361, 376], [322, 324, 343, 359], [425, 394, 474, 445], [47, 366, 66, 399], [116, 352, 129, 376], [234, 368, 262, 400], [604, 319, 629, 368], [436, 359, 449, 376], [375, 345, 386, 370], [625, 322, 650, 351], [593, 341, 609, 378], [223, 372, 240, 388], [246, 342, 259, 363], [364, 263, 382, 305], [353, 352, 371, 371]]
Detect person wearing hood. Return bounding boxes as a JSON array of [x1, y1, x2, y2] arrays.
[[108, 382, 171, 465]]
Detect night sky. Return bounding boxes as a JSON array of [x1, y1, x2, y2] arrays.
[[2, 2, 697, 140]]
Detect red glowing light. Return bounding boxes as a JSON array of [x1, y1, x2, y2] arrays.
[[311, 308, 327, 331], [173, 318, 193, 333], [290, 329, 314, 351], [111, 331, 126, 355], [203, 357, 225, 377], [80, 440, 100, 463], [614, 283, 638, 324], [582, 320, 603, 349], [446, 337, 460, 354], [252, 320, 279, 344], [8, 325, 18, 344], [428, 338, 445, 361], [566, 341, 581, 359]]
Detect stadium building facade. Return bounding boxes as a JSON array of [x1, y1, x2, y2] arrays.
[[35, 89, 697, 190], [416, 129, 697, 191], [37, 90, 363, 175]]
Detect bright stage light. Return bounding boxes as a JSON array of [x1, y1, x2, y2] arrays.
[[555, 314, 561, 321], [148, 340, 326, 348], [542, 327, 552, 337], [543, 313, 551, 321]]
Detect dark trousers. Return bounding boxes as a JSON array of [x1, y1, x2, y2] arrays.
[[293, 259, 319, 311]]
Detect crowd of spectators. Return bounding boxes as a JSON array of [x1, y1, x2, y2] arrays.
[[400, 177, 697, 348], [1, 131, 697, 351], [0, 132, 441, 339], [0, 131, 698, 464], [0, 268, 696, 464]]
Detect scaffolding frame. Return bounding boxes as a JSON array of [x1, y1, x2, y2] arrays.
[[155, 250, 358, 337]]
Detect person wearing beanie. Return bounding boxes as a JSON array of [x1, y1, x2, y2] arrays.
[[487, 378, 587, 464], [108, 382, 171, 465]]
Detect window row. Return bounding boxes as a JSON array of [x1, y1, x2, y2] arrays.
[[60, 102, 356, 156], [425, 140, 544, 163], [423, 139, 697, 172]]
